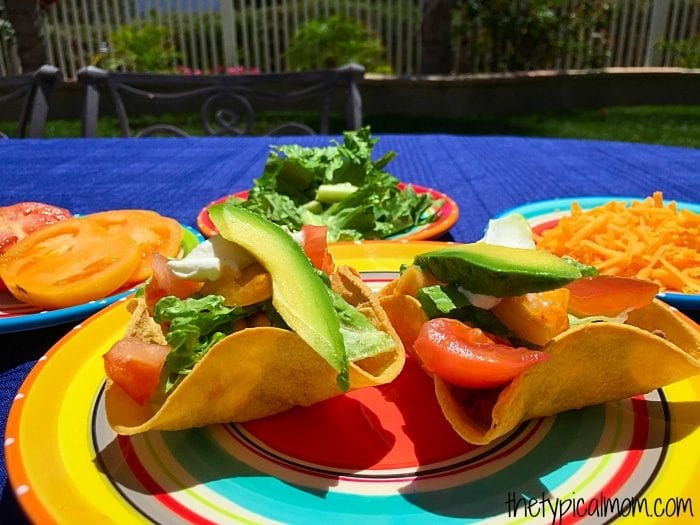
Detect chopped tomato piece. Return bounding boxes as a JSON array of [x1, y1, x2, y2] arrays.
[[144, 253, 203, 312], [413, 318, 549, 389], [566, 275, 659, 317], [301, 224, 335, 274], [0, 217, 141, 309], [492, 288, 570, 346], [103, 337, 170, 405], [86, 209, 183, 284]]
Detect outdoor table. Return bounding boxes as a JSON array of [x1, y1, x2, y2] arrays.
[[1, 135, 699, 522]]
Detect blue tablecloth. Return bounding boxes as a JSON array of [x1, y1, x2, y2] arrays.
[[1, 135, 699, 522]]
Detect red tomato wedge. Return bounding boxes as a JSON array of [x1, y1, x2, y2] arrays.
[[0, 202, 73, 291], [413, 318, 549, 389], [86, 210, 183, 284], [144, 253, 203, 313], [0, 217, 141, 309], [566, 275, 659, 317], [103, 337, 170, 405], [301, 224, 335, 274]]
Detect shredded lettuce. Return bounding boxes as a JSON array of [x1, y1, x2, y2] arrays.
[[417, 284, 513, 340], [314, 267, 394, 360], [154, 284, 393, 393], [154, 295, 259, 391], [233, 127, 442, 241], [327, 289, 394, 362]]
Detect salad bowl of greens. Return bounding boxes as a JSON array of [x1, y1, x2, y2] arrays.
[[196, 128, 459, 242]]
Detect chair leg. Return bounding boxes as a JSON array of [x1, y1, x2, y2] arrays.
[[24, 64, 61, 138], [78, 66, 107, 138]]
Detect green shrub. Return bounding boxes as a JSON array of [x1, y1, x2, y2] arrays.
[[452, 0, 613, 72], [93, 23, 180, 72], [0, 0, 16, 43], [658, 35, 700, 69], [286, 16, 391, 73]]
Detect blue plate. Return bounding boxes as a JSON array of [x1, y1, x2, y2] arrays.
[[495, 196, 700, 311], [0, 225, 203, 334]]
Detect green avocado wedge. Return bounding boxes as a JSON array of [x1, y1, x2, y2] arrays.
[[414, 242, 582, 297], [208, 203, 349, 391]]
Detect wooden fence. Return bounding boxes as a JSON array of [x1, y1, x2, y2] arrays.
[[0, 0, 698, 79]]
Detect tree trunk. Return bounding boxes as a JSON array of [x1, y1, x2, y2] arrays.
[[420, 0, 452, 75], [4, 0, 47, 73]]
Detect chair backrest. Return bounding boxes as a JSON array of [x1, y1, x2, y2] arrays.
[[0, 65, 63, 138], [78, 64, 365, 138]]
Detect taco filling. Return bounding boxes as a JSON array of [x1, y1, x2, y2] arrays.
[[103, 204, 404, 435], [379, 214, 700, 445]]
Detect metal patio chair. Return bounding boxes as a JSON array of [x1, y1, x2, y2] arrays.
[[0, 65, 63, 138], [77, 64, 365, 138]]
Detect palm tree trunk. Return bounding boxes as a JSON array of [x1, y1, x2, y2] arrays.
[[420, 0, 452, 74], [4, 0, 47, 72]]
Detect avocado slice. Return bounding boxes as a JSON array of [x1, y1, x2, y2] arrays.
[[414, 243, 582, 297], [208, 203, 349, 390]]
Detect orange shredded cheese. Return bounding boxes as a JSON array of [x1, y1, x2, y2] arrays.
[[535, 192, 700, 293]]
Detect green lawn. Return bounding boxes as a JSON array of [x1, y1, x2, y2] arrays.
[[2, 105, 699, 148], [365, 106, 700, 148]]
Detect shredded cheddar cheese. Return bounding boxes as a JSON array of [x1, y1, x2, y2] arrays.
[[535, 192, 700, 293]]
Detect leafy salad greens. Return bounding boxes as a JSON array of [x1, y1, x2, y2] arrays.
[[231, 127, 444, 241], [153, 283, 394, 394]]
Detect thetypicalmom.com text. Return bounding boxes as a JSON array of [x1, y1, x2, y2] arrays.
[[505, 492, 694, 524]]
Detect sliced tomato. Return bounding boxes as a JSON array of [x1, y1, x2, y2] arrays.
[[103, 337, 170, 405], [413, 318, 549, 389], [301, 224, 335, 274], [0, 217, 141, 309], [0, 202, 73, 291], [86, 210, 183, 284], [0, 202, 72, 254], [566, 275, 659, 317], [144, 253, 203, 312]]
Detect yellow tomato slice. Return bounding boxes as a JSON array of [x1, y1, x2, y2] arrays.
[[85, 210, 183, 284], [0, 218, 141, 309], [492, 288, 571, 346]]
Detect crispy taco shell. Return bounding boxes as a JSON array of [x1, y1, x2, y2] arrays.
[[380, 293, 700, 445], [106, 265, 405, 435]]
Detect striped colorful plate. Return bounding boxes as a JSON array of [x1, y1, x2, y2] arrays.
[[6, 241, 700, 523]]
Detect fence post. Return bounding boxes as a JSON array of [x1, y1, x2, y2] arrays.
[[220, 0, 236, 67], [645, 0, 671, 66]]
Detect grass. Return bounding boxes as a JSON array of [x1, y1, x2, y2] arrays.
[[364, 106, 700, 148], [1, 105, 699, 148]]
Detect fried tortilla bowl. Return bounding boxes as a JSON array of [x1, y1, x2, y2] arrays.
[[380, 292, 700, 445], [105, 266, 405, 435]]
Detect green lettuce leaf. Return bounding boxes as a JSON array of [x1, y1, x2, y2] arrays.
[[417, 284, 513, 340], [154, 295, 258, 391], [327, 288, 395, 362], [231, 126, 440, 241]]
